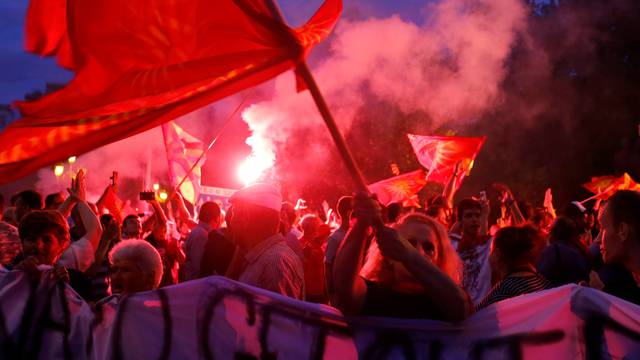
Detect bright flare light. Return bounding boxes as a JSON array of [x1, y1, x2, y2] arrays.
[[237, 157, 268, 187], [54, 165, 65, 177], [68, 156, 77, 164], [237, 130, 275, 187], [158, 191, 168, 201], [153, 183, 160, 191]]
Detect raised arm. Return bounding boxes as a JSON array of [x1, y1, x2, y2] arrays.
[[479, 196, 490, 236], [142, 198, 168, 233], [376, 227, 470, 322], [148, 199, 168, 225], [442, 162, 462, 211], [543, 188, 557, 219], [171, 192, 197, 229], [507, 198, 526, 225], [73, 171, 102, 250], [58, 181, 76, 217], [58, 196, 74, 218], [332, 193, 376, 315], [495, 183, 526, 225]]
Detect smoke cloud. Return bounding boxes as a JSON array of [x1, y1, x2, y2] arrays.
[[241, 0, 527, 198], [34, 128, 169, 206], [33, 102, 229, 207]]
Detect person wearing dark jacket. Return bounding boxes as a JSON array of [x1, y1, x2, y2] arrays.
[[537, 216, 591, 287]]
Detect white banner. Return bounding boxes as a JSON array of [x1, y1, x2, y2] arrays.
[[0, 269, 639, 359]]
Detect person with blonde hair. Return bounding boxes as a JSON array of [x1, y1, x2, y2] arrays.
[[333, 193, 469, 321], [108, 240, 163, 294]]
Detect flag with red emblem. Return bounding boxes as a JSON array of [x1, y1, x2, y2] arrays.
[[367, 169, 427, 206], [407, 134, 485, 194]]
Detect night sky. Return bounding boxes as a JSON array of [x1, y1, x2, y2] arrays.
[[0, 0, 426, 104]]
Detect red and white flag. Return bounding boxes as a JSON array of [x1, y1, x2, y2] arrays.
[[582, 172, 640, 200], [367, 169, 427, 206], [162, 122, 205, 205], [407, 134, 485, 193]]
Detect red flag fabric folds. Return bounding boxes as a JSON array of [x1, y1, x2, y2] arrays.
[[582, 175, 618, 195], [582, 173, 640, 200], [367, 169, 427, 206], [1, 0, 342, 184], [407, 134, 486, 193], [24, 0, 74, 69], [162, 122, 205, 205]]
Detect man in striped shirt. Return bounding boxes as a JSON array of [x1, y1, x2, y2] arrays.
[[225, 184, 304, 300], [477, 225, 551, 310]]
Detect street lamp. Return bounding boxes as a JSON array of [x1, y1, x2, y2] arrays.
[[68, 156, 77, 164], [54, 164, 64, 177]]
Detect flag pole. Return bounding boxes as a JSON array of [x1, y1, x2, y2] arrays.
[[296, 63, 368, 192], [264, 0, 369, 193], [161, 124, 176, 186], [170, 96, 249, 198], [580, 193, 603, 204]]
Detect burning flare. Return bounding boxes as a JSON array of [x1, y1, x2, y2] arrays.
[[237, 131, 275, 187]]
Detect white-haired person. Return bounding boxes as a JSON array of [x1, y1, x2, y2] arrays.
[[333, 193, 470, 321], [108, 239, 163, 295], [90, 240, 164, 360]]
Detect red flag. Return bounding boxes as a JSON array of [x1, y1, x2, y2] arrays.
[[407, 134, 485, 193], [0, 0, 342, 185], [96, 185, 123, 223], [162, 122, 205, 205], [582, 175, 619, 195], [583, 173, 640, 200], [367, 170, 427, 206], [24, 0, 74, 69]]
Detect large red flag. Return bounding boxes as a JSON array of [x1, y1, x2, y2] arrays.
[[583, 173, 640, 200], [0, 0, 342, 185], [24, 0, 74, 69], [407, 134, 486, 192], [367, 169, 427, 206]]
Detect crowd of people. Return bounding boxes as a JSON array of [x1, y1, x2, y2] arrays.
[[1, 168, 639, 324]]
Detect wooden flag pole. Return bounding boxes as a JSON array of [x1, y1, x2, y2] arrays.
[[264, 0, 369, 193], [295, 63, 368, 192]]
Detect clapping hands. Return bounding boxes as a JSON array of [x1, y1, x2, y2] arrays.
[[68, 169, 87, 202]]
